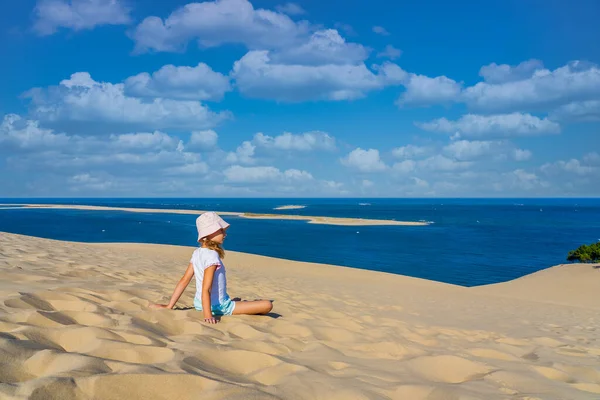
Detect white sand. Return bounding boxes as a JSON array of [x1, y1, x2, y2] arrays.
[[273, 205, 306, 210], [16, 204, 429, 226], [0, 232, 599, 399]]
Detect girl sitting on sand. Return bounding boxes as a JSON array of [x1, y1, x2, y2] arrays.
[[150, 212, 273, 324]]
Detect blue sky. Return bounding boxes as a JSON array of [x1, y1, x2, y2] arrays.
[[1, 0, 599, 197]]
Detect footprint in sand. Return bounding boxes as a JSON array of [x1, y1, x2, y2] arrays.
[[103, 300, 145, 313], [23, 349, 111, 378], [24, 326, 122, 353], [311, 326, 360, 342], [402, 330, 439, 347], [467, 348, 519, 361], [229, 340, 291, 356], [555, 363, 600, 383], [26, 311, 78, 328], [555, 345, 593, 358], [227, 323, 266, 340], [27, 310, 115, 329], [74, 373, 279, 400], [484, 370, 563, 395], [115, 331, 163, 346], [86, 340, 174, 364], [495, 337, 530, 346], [531, 365, 574, 383], [270, 321, 312, 338], [0, 320, 23, 334], [406, 355, 493, 383], [328, 361, 350, 370], [533, 336, 564, 347], [387, 385, 435, 400], [183, 348, 295, 384], [250, 362, 309, 385], [7, 292, 102, 313], [571, 382, 600, 394], [0, 338, 53, 383], [58, 310, 115, 327], [130, 314, 216, 337], [5, 295, 54, 312]]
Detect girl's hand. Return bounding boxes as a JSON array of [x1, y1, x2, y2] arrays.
[[149, 303, 171, 309], [204, 317, 218, 324]]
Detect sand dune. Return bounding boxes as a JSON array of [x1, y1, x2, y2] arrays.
[[0, 232, 599, 399], [472, 262, 600, 310]]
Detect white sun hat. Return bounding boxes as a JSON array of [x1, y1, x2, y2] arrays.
[[196, 212, 230, 241]]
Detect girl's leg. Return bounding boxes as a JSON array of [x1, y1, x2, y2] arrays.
[[232, 300, 273, 315]]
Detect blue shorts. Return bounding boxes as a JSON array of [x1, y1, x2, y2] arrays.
[[193, 296, 236, 316]]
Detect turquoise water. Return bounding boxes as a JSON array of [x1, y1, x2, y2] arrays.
[[0, 198, 598, 287]]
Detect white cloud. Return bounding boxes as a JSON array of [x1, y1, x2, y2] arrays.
[[323, 180, 344, 189], [275, 3, 306, 15], [398, 74, 462, 106], [442, 140, 509, 161], [375, 62, 409, 85], [377, 45, 402, 60], [253, 131, 335, 151], [0, 114, 189, 156], [109, 131, 179, 151], [391, 144, 430, 159], [283, 169, 313, 180], [189, 130, 218, 149], [418, 155, 473, 171], [549, 100, 600, 122], [124, 63, 231, 101], [541, 158, 598, 176], [0, 114, 70, 150], [391, 159, 416, 174], [341, 148, 387, 172], [361, 179, 374, 188], [479, 59, 544, 83], [334, 23, 356, 37], [504, 169, 547, 191], [225, 141, 256, 164], [33, 0, 131, 35], [164, 162, 209, 175], [443, 140, 531, 162], [1, 114, 214, 189], [24, 72, 228, 130], [131, 0, 309, 53], [513, 149, 532, 161], [69, 173, 112, 191], [417, 113, 560, 139], [231, 51, 399, 101], [411, 177, 429, 188], [464, 61, 600, 112], [583, 152, 600, 164], [392, 154, 472, 175], [223, 165, 313, 183], [394, 60, 600, 113], [270, 29, 369, 66], [2, 116, 365, 197], [372, 26, 390, 36]]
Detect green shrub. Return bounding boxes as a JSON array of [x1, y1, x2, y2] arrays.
[[567, 242, 600, 263]]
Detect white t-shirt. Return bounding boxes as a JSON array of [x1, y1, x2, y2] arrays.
[[190, 247, 229, 305]]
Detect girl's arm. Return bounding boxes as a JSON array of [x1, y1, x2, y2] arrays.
[[150, 263, 194, 309], [201, 265, 218, 323]]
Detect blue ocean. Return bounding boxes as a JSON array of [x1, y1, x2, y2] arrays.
[[1, 198, 598, 287]]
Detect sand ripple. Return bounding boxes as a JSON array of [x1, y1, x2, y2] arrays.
[[0, 232, 599, 399]]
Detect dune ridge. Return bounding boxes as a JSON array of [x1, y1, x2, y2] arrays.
[[0, 232, 599, 399]]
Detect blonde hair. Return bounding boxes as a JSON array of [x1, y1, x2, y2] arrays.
[[200, 238, 225, 259]]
